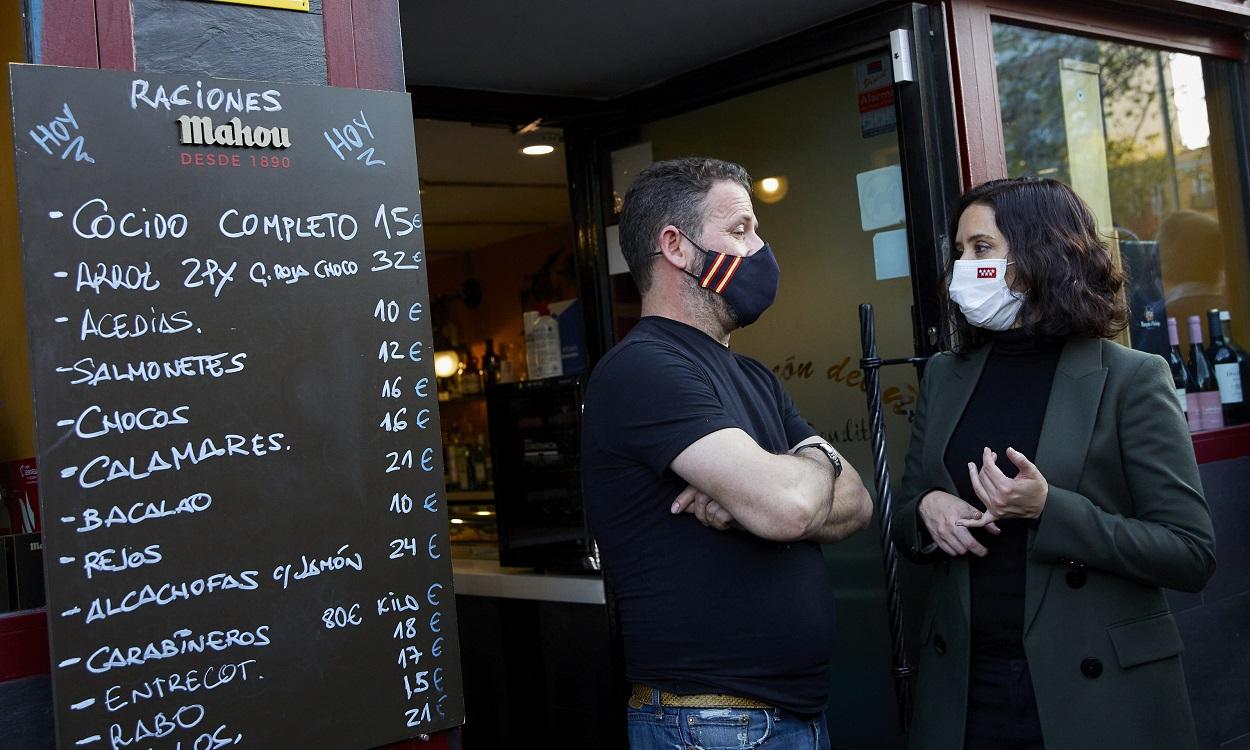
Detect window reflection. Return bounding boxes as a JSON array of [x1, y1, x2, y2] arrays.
[[993, 24, 1249, 360]]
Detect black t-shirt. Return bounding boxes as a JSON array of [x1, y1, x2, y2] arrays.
[[943, 329, 1061, 659], [581, 316, 835, 715]]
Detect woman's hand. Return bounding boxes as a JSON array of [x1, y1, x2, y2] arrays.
[[918, 490, 1001, 557], [959, 447, 1048, 528]]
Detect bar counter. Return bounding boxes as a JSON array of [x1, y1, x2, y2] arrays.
[[451, 558, 606, 605]]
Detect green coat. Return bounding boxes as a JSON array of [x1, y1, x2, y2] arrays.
[[892, 337, 1216, 750]]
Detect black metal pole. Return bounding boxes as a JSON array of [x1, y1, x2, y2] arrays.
[[858, 303, 917, 733]]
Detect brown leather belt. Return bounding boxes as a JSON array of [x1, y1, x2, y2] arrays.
[[629, 683, 773, 710]]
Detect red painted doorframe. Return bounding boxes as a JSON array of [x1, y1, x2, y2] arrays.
[[321, 0, 404, 91], [944, 0, 1249, 187], [34, 0, 403, 91], [14, 1, 454, 747]]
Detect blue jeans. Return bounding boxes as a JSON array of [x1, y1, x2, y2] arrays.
[[627, 689, 831, 750]]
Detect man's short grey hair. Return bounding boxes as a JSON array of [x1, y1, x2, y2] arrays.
[[619, 157, 752, 294]]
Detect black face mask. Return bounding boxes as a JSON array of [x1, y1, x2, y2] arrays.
[[654, 230, 781, 327]]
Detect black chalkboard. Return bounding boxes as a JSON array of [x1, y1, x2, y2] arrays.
[[9, 64, 464, 750]]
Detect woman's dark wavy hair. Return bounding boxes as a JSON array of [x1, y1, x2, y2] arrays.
[[945, 177, 1127, 353]]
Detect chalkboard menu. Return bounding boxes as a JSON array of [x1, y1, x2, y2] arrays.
[[9, 64, 464, 749]]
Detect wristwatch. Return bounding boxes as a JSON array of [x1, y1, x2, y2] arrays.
[[797, 442, 843, 479]]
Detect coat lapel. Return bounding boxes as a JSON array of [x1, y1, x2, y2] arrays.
[[1024, 338, 1108, 633], [924, 346, 991, 624], [923, 346, 992, 493]]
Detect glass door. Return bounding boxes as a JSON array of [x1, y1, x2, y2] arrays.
[[583, 5, 959, 747]]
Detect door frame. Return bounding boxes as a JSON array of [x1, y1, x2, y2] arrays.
[[947, 0, 1250, 186], [566, 2, 963, 366]]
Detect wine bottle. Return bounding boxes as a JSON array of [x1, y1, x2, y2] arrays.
[[1210, 310, 1246, 425], [444, 424, 463, 490], [483, 338, 500, 388], [1167, 318, 1195, 431], [459, 354, 482, 395], [1188, 315, 1224, 431], [473, 434, 490, 488], [465, 436, 482, 491]]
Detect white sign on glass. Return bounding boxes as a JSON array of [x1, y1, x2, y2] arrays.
[[856, 164, 905, 231], [873, 228, 910, 281]]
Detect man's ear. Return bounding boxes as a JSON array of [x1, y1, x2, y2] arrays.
[[656, 225, 686, 268]]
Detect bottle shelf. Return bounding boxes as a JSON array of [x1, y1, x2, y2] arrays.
[[1192, 423, 1250, 464]]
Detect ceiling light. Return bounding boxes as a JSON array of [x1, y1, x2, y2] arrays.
[[518, 131, 560, 156], [434, 349, 462, 378], [755, 176, 788, 204], [516, 117, 543, 135]]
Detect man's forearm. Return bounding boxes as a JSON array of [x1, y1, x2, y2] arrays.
[[679, 455, 871, 542], [802, 459, 873, 543], [671, 428, 869, 542]]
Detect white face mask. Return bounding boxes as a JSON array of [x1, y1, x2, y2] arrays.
[[948, 259, 1024, 331]]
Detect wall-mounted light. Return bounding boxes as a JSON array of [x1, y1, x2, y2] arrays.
[[434, 349, 462, 378], [755, 176, 789, 204], [518, 131, 560, 156]]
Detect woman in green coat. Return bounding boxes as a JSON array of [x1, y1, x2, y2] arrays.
[[892, 178, 1216, 749]]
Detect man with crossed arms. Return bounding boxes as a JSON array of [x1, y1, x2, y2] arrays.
[[582, 157, 873, 750]]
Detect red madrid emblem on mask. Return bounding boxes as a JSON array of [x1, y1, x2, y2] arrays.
[[976, 267, 997, 279]]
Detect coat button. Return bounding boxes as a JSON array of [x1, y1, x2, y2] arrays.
[[934, 635, 947, 655], [1081, 657, 1103, 678], [1066, 568, 1087, 588]]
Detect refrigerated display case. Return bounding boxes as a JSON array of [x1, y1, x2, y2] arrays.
[[487, 375, 596, 573]]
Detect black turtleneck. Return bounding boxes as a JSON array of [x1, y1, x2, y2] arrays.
[[944, 329, 1063, 659]]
